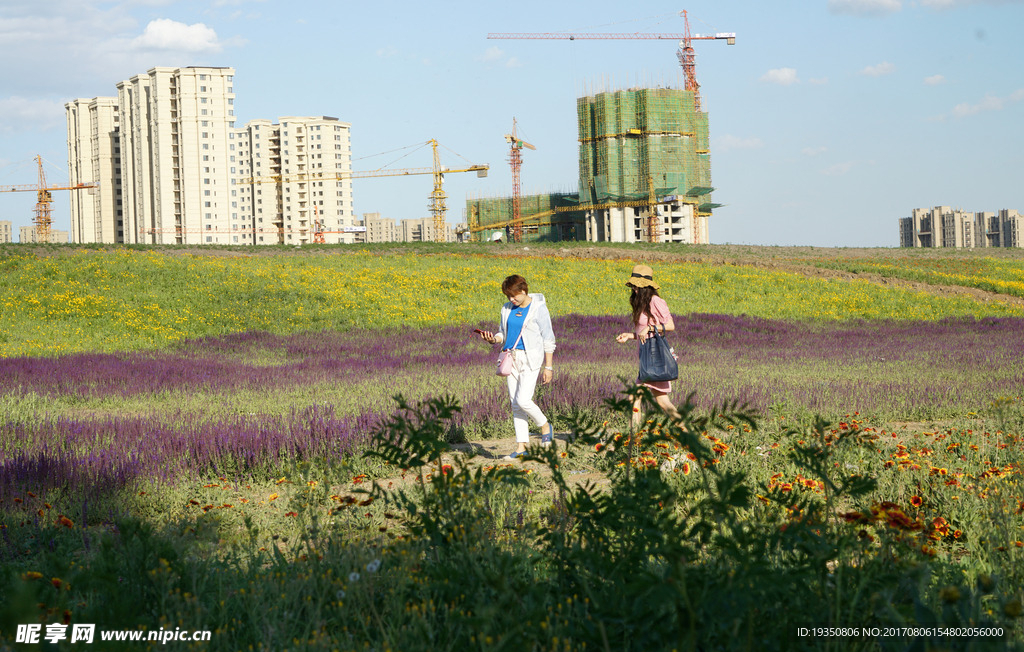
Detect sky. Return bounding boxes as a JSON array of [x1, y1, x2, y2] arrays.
[[1, 0, 1022, 247]]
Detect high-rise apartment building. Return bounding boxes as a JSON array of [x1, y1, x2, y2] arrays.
[[899, 206, 1023, 248], [66, 97, 120, 243], [236, 116, 355, 245], [65, 67, 356, 245]]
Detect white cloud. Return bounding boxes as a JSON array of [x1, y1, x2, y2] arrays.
[[950, 91, 1021, 117], [130, 19, 222, 53], [924, 74, 946, 85], [802, 146, 828, 157], [822, 161, 855, 176], [482, 46, 504, 63], [760, 68, 799, 85], [829, 0, 902, 15], [808, 77, 830, 85], [860, 62, 896, 76], [480, 45, 520, 68], [0, 96, 66, 132], [717, 135, 765, 152]]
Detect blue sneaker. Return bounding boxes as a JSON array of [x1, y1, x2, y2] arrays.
[[504, 450, 528, 461]]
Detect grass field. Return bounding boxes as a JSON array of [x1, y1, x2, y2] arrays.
[[1, 242, 1023, 651]]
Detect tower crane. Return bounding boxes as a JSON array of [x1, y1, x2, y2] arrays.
[[0, 156, 95, 243], [488, 9, 734, 243], [245, 139, 487, 243], [488, 10, 734, 113], [503, 118, 535, 243]]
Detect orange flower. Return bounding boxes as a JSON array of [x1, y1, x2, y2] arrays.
[[58, 516, 74, 529], [910, 495, 923, 508], [22, 571, 43, 580], [681, 462, 691, 476], [268, 493, 278, 501], [51, 578, 62, 589]]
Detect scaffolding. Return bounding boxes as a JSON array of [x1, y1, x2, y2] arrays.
[[466, 191, 585, 242], [577, 87, 711, 206], [464, 86, 719, 243]]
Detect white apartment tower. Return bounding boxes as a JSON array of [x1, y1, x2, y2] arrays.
[[116, 67, 237, 244], [66, 67, 356, 245], [65, 97, 120, 243], [238, 116, 355, 245]]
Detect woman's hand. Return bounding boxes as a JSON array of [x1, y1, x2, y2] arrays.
[[478, 330, 498, 345], [636, 325, 662, 344], [541, 368, 553, 385], [615, 332, 634, 344]]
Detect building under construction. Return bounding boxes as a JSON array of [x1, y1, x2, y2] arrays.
[[467, 86, 718, 244]]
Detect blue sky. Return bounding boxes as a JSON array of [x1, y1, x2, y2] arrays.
[[1, 0, 1021, 247]]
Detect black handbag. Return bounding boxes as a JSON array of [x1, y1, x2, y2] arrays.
[[638, 330, 678, 383]]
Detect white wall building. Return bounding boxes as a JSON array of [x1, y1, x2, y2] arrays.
[[586, 200, 707, 244], [65, 67, 357, 246], [66, 97, 120, 243], [238, 116, 355, 245], [900, 206, 1023, 248], [0, 220, 12, 243]]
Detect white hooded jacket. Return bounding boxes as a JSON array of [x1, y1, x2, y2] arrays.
[[493, 293, 557, 371]]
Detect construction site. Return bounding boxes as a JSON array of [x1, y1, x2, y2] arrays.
[[468, 13, 732, 245]]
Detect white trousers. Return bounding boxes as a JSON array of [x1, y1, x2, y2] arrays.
[[505, 349, 548, 443]]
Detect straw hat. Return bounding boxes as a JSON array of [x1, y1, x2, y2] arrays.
[[626, 264, 660, 290]]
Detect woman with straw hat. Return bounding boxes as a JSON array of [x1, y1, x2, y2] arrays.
[[478, 274, 557, 459], [615, 264, 681, 429]]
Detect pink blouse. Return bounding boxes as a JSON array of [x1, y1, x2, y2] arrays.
[[634, 295, 673, 337]]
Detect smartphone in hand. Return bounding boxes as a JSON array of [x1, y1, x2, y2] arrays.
[[473, 328, 485, 334]]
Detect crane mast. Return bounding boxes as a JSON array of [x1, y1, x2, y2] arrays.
[[0, 156, 95, 243]]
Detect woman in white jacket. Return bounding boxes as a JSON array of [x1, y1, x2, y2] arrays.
[[478, 274, 556, 459]]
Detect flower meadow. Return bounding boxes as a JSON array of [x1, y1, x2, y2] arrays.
[[1, 244, 1024, 650], [3, 244, 1023, 357]]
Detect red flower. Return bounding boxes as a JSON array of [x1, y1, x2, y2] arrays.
[[910, 496, 923, 508]]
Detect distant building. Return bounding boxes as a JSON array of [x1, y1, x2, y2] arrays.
[[361, 212, 397, 243], [66, 66, 356, 245], [401, 217, 455, 243], [19, 226, 69, 243], [356, 212, 456, 243], [467, 86, 716, 244], [237, 116, 355, 245], [900, 206, 1023, 248], [0, 220, 12, 243]]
